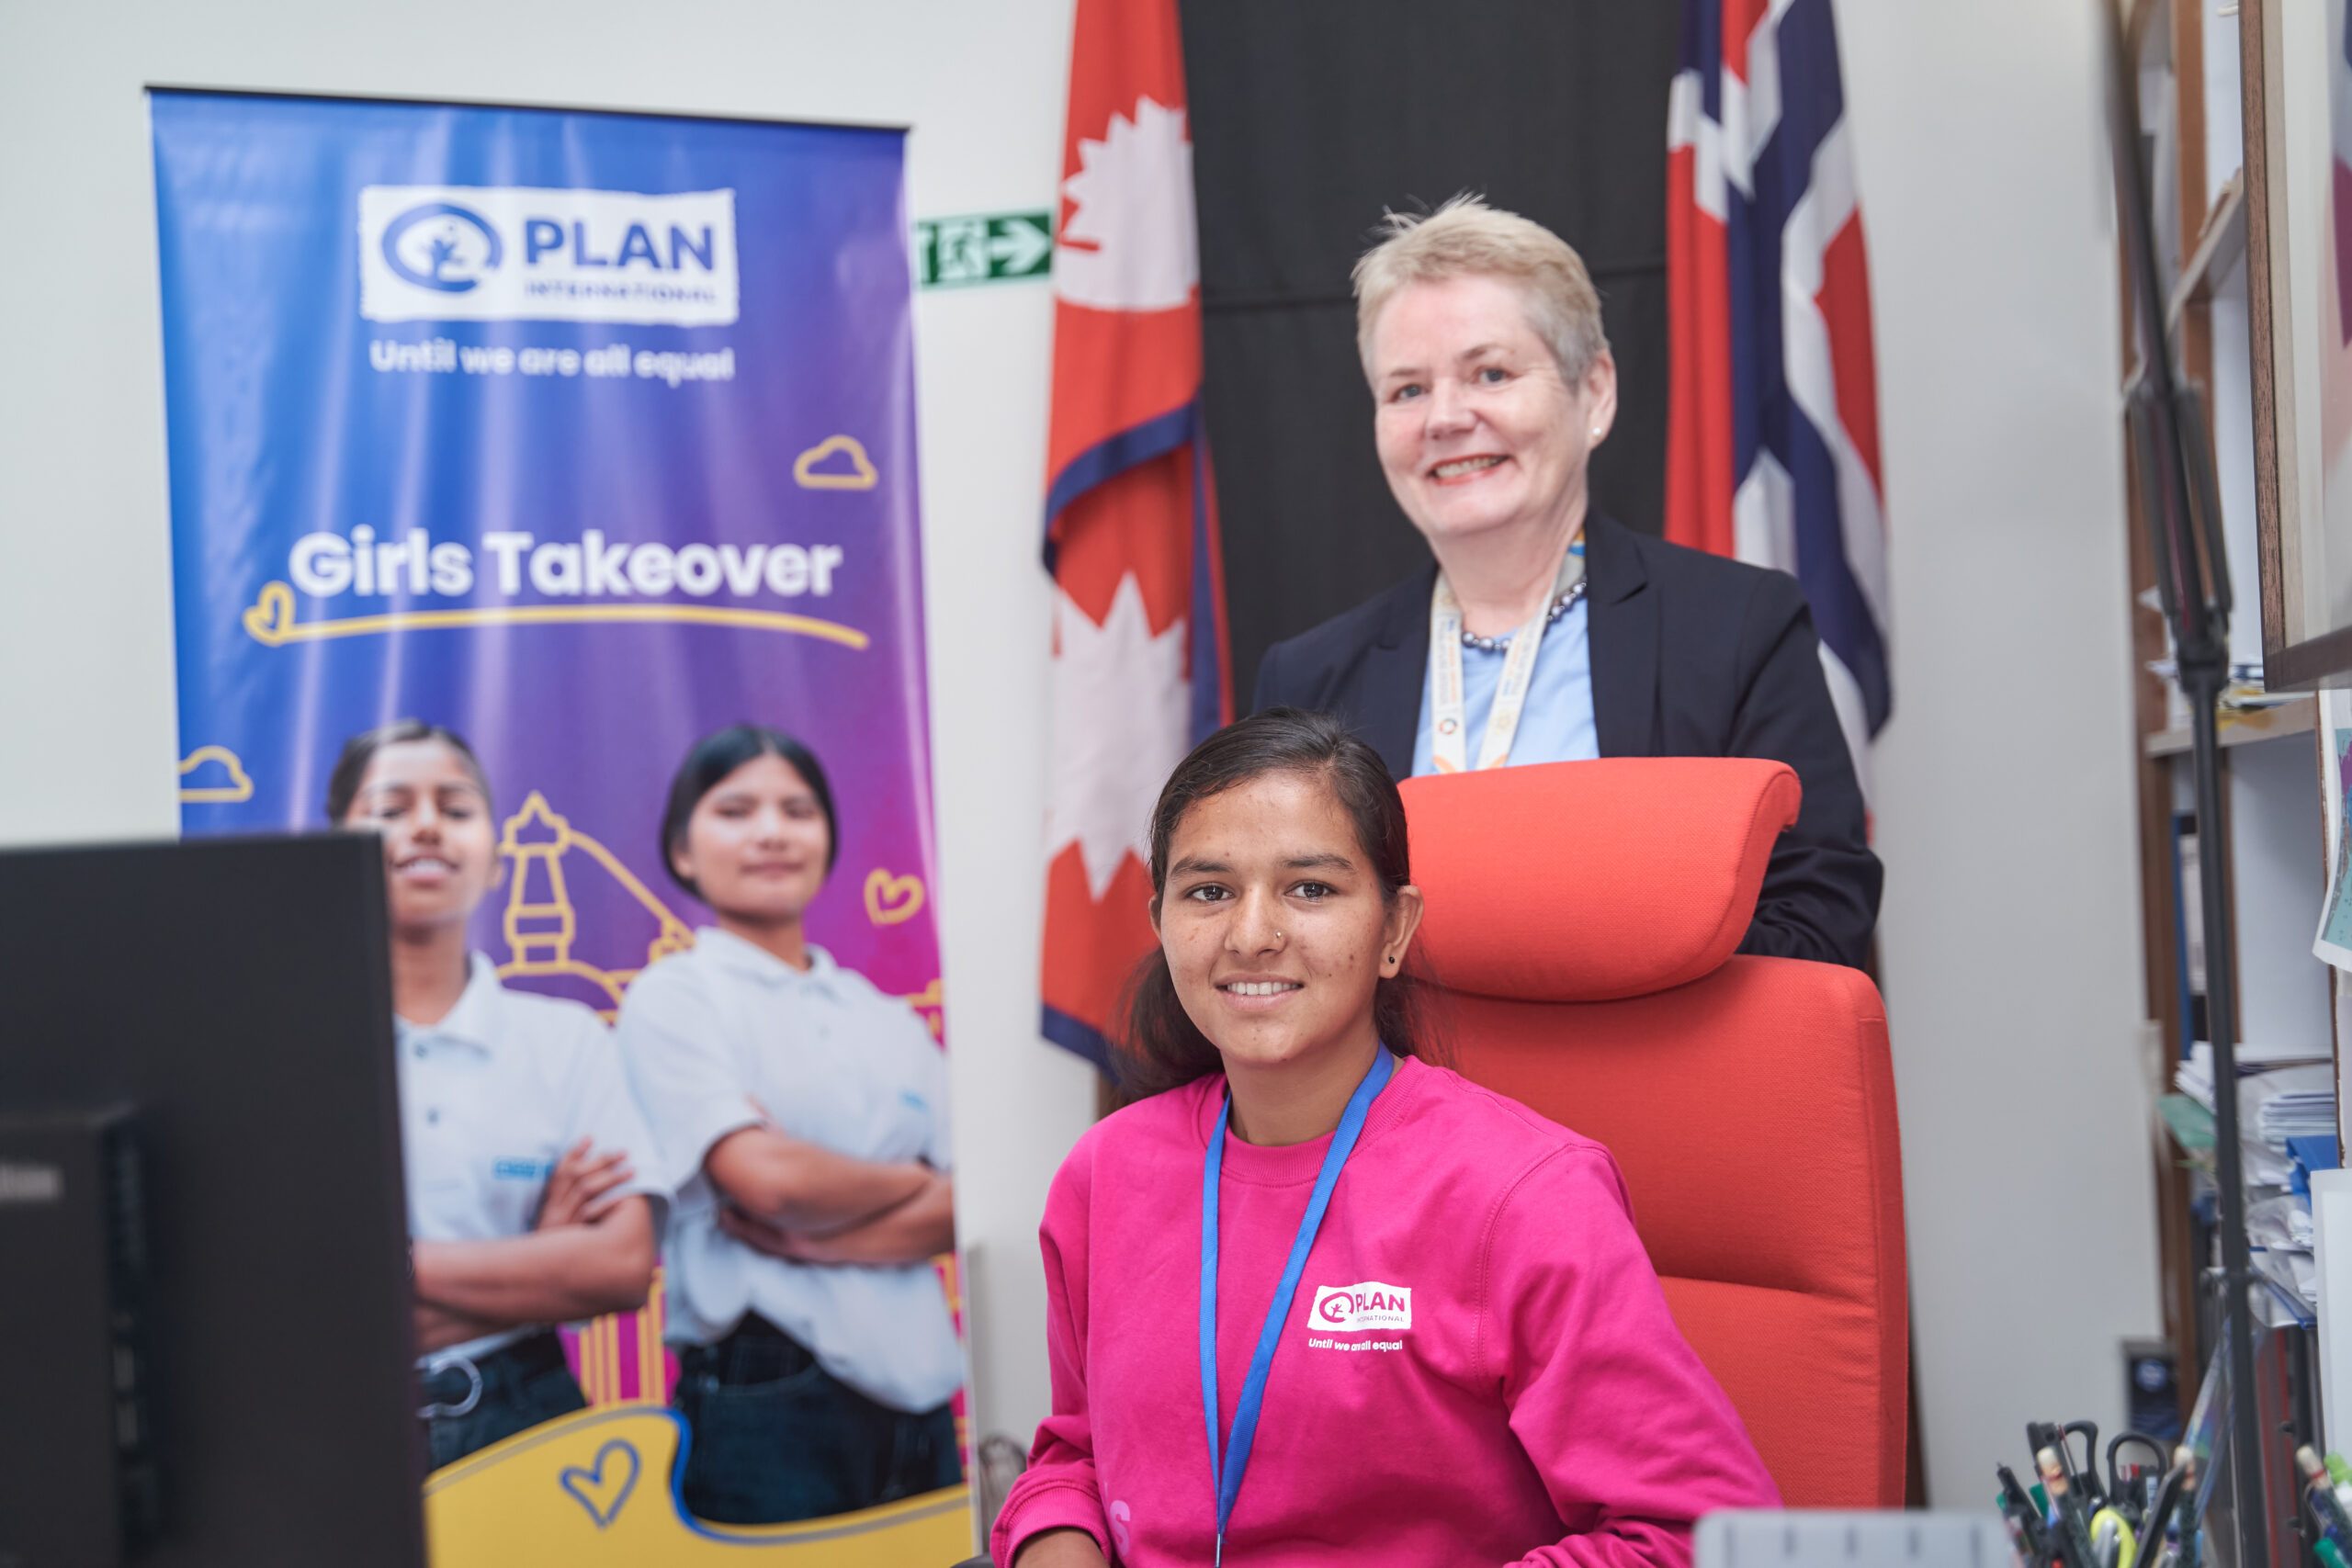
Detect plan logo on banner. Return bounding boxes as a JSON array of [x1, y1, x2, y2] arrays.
[[358, 185, 741, 325]]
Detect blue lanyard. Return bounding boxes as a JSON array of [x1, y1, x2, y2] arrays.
[[1199, 1047, 1394, 1564]]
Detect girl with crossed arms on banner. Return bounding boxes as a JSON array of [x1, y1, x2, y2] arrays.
[[994, 709, 1777, 1567], [330, 721, 664, 1470], [616, 724, 959, 1525]]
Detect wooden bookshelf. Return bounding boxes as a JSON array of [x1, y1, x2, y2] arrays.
[[2143, 693, 2315, 757], [2118, 0, 2341, 1440], [2166, 172, 2245, 331]]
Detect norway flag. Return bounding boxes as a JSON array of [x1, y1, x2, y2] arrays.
[[1666, 0, 1891, 792], [1038, 0, 1231, 1071]]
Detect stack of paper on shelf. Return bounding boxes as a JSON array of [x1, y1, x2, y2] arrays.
[[2247, 1065, 2337, 1144], [2174, 1043, 2337, 1314]]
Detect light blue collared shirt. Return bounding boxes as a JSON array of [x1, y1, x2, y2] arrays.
[[1410, 597, 1600, 776], [615, 929, 960, 1413], [396, 953, 671, 1363]]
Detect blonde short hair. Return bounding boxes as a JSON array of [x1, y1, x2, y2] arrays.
[[1351, 195, 1609, 384]]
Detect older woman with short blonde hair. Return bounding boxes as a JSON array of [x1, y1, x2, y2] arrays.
[[1352, 197, 1611, 387], [1254, 195, 1880, 968]]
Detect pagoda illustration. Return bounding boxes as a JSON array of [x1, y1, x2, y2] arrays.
[[486, 788, 944, 1036], [493, 791, 695, 1014]]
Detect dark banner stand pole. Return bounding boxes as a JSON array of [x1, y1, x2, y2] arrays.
[[2102, 5, 2268, 1562], [2185, 569, 2268, 1567]]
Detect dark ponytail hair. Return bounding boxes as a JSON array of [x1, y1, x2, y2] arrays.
[[325, 720, 492, 822], [659, 724, 840, 897], [1114, 707, 1443, 1097]]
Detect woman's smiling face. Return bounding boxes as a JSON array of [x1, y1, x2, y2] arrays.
[[343, 738, 497, 935], [1153, 770, 1419, 1075], [671, 753, 833, 925], [1367, 272, 1614, 550]]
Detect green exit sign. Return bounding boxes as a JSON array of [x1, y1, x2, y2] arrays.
[[914, 210, 1053, 288]]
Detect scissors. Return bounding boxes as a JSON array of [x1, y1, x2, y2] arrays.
[[2060, 1420, 2107, 1505], [2089, 1506, 2140, 1568], [2107, 1431, 2172, 1512]]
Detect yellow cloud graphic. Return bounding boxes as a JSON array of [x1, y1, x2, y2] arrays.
[[793, 434, 878, 491], [177, 745, 254, 804]]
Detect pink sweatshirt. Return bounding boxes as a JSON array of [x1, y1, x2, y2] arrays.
[[992, 1055, 1780, 1567]]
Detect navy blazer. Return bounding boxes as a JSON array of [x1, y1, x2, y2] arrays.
[[1250, 513, 1882, 968]]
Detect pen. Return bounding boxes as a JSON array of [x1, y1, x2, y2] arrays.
[[2041, 1445, 2100, 1568], [2330, 1449, 2352, 1525], [1999, 1463, 2051, 1561], [2302, 1447, 2352, 1545], [2023, 1427, 2063, 1501], [2140, 1447, 2192, 1565], [1993, 1498, 2043, 1564]]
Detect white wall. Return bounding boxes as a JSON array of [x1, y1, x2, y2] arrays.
[[1842, 0, 2165, 1507], [1, 0, 2185, 1517], [0, 0, 1099, 1456]]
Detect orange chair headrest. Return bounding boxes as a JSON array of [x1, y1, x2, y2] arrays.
[[1399, 759, 1800, 1002]]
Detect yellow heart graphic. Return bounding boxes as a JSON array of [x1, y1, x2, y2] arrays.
[[242, 581, 297, 645], [864, 868, 925, 926]]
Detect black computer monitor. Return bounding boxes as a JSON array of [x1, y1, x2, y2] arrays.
[[0, 833, 424, 1568]]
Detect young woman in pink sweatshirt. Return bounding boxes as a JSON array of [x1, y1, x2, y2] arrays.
[[994, 709, 1781, 1567]]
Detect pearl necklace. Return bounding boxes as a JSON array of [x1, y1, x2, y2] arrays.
[[1457, 577, 1589, 652]]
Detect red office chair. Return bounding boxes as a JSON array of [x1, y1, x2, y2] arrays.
[[1400, 758, 1906, 1509]]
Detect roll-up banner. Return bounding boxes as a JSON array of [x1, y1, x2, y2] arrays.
[[153, 90, 970, 1560]]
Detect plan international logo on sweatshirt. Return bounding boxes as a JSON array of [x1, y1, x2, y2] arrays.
[[1305, 1281, 1412, 1351], [358, 186, 741, 326]]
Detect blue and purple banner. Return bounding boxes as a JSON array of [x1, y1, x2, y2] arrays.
[[154, 89, 939, 1031], [153, 89, 947, 1397]]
